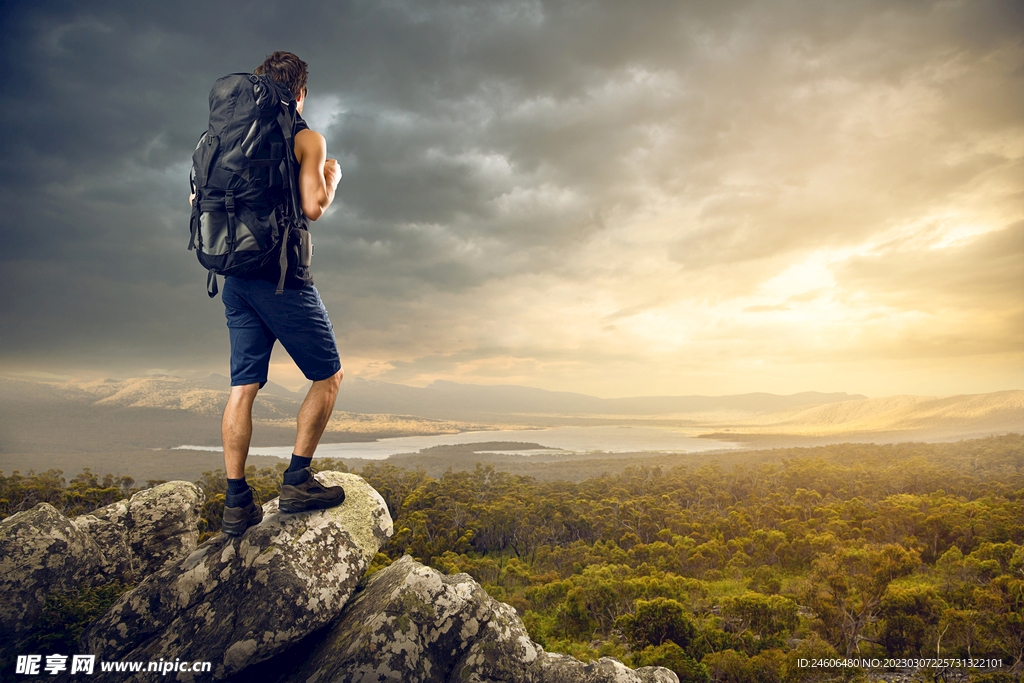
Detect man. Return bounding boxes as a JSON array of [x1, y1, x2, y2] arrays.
[[192, 52, 345, 535]]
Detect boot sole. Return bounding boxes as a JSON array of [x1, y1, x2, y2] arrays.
[[279, 495, 345, 513], [222, 506, 264, 535]]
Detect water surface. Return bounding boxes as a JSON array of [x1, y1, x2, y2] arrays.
[[176, 425, 742, 460]]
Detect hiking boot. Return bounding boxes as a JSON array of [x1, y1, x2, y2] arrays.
[[279, 467, 345, 513], [222, 493, 264, 536]]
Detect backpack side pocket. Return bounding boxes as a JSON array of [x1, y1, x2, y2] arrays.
[[295, 229, 312, 267], [191, 132, 219, 189]]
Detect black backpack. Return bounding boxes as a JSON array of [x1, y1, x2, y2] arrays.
[[189, 73, 306, 297]]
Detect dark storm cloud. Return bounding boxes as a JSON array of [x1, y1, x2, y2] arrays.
[[1, 0, 1021, 392]]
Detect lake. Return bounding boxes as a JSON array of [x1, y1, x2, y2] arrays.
[[176, 426, 743, 460]]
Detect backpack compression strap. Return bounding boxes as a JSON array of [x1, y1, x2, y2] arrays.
[[273, 100, 305, 295], [273, 208, 289, 296]]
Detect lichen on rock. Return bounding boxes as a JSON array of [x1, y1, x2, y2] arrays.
[[86, 480, 206, 577], [79, 472, 392, 681], [286, 555, 678, 683], [0, 480, 205, 663], [0, 503, 109, 659], [4, 473, 674, 683]]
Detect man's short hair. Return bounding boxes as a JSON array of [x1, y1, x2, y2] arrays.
[[254, 51, 308, 100]]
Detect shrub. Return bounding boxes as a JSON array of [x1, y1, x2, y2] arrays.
[[635, 641, 710, 683]]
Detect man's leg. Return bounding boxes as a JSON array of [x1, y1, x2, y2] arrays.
[[223, 383, 261, 477], [220, 277, 275, 535], [220, 382, 265, 535], [293, 368, 344, 458], [280, 368, 346, 512], [252, 283, 346, 512]]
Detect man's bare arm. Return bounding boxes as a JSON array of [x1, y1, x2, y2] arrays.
[[295, 129, 340, 221]]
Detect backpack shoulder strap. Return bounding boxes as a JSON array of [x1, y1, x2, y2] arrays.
[[275, 101, 304, 223], [267, 100, 303, 294]]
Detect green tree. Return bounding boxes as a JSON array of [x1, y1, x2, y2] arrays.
[[634, 641, 709, 683], [701, 649, 749, 683], [878, 584, 941, 656], [721, 592, 799, 654], [617, 597, 697, 653], [805, 543, 921, 657]]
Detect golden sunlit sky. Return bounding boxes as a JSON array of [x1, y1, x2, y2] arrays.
[[1, 0, 1021, 397]]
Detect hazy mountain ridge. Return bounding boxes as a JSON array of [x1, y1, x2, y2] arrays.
[[89, 377, 300, 418], [428, 380, 869, 415], [0, 376, 498, 459], [1, 376, 869, 422], [719, 390, 1024, 437], [331, 377, 868, 420], [2, 376, 1020, 455], [2, 375, 1020, 485], [1, 376, 302, 419]]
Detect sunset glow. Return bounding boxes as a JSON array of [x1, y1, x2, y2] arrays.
[[1, 1, 1020, 398]]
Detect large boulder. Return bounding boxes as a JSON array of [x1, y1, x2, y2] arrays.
[[287, 555, 678, 683], [71, 512, 134, 579], [0, 481, 206, 661], [0, 503, 108, 659], [85, 480, 205, 577], [80, 472, 393, 681]]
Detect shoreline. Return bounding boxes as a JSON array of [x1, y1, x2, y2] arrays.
[[172, 425, 749, 461]]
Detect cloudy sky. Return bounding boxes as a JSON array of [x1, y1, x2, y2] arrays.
[[1, 0, 1021, 398]]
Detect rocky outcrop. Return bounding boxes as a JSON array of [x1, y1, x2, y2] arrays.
[[287, 555, 678, 683], [82, 480, 205, 577], [0, 481, 205, 661], [7, 473, 676, 683], [80, 472, 393, 681], [70, 512, 134, 578], [0, 503, 108, 659]]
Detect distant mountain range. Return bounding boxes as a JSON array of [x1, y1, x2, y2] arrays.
[[703, 390, 1024, 440], [1, 375, 1020, 459], [0, 375, 487, 455], [329, 378, 868, 421], [9, 374, 866, 421]]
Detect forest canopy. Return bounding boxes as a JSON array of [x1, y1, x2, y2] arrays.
[[3, 434, 1022, 682]]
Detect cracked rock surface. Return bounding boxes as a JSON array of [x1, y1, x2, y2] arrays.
[[83, 480, 205, 577], [0, 503, 109, 659], [286, 555, 678, 683], [80, 472, 393, 682], [71, 512, 134, 579], [0, 481, 205, 661]]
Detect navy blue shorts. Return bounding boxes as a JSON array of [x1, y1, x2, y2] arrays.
[[222, 277, 342, 388]]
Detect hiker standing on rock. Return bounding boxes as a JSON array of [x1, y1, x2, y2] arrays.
[[189, 51, 346, 534]]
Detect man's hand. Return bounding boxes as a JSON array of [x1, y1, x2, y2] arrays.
[[324, 159, 341, 192]]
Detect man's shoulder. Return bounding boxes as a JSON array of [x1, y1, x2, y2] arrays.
[[294, 128, 326, 163], [295, 128, 325, 144]]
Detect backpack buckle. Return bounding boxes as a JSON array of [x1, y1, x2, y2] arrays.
[[225, 190, 235, 212]]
